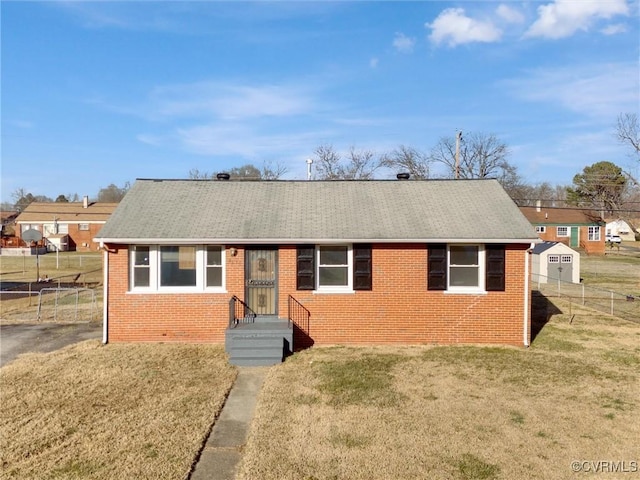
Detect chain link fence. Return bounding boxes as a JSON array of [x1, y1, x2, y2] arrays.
[[0, 286, 101, 323], [532, 273, 640, 323]]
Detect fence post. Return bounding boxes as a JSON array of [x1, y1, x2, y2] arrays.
[[610, 291, 614, 316]]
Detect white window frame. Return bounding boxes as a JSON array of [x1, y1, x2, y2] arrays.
[[588, 226, 600, 241], [535, 226, 546, 233], [315, 244, 353, 293], [556, 226, 569, 237], [78, 223, 90, 231], [561, 255, 572, 263], [129, 245, 226, 293], [548, 255, 560, 263], [21, 224, 40, 234], [446, 244, 486, 294]]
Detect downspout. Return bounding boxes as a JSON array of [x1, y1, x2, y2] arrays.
[[101, 241, 109, 344], [523, 244, 533, 347]]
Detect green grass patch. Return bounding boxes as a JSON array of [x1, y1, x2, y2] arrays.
[[602, 350, 640, 367], [454, 453, 500, 480], [315, 353, 407, 407], [328, 430, 371, 449], [530, 325, 586, 352], [510, 410, 525, 425]]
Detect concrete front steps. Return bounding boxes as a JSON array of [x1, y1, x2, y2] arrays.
[[225, 316, 293, 366]]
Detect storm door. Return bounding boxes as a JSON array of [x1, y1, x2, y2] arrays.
[[245, 247, 278, 315]]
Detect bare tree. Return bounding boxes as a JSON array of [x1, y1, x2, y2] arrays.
[[189, 161, 287, 180], [616, 112, 639, 159], [381, 145, 430, 179], [97, 182, 130, 202], [431, 132, 512, 180], [313, 145, 381, 180], [259, 160, 288, 180], [188, 168, 211, 179]]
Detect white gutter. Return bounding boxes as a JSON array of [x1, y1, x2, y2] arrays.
[[101, 241, 109, 344], [523, 243, 533, 347], [95, 237, 541, 245]]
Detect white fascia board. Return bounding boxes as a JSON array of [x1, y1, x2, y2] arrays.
[[95, 237, 541, 245]]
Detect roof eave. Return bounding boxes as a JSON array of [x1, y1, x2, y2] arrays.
[[95, 237, 540, 245]]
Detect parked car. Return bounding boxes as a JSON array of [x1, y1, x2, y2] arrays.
[[605, 234, 622, 244]]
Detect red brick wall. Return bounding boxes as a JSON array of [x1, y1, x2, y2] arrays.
[[536, 226, 604, 255], [105, 243, 531, 347], [16, 223, 106, 252]]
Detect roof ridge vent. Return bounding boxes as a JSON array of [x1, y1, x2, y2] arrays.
[[216, 173, 230, 181], [396, 172, 410, 180]]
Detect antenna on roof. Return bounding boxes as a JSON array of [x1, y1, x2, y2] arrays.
[[306, 158, 313, 181]]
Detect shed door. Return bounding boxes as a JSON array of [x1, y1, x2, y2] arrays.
[[548, 254, 573, 283], [245, 247, 278, 315], [559, 255, 573, 283]]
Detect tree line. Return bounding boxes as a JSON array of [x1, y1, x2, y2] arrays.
[[5, 113, 639, 227]]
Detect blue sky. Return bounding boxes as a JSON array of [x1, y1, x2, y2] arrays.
[[2, 1, 638, 202]]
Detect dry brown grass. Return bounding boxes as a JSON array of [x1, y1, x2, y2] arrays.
[[1, 341, 236, 479], [237, 304, 639, 480], [581, 250, 640, 295]]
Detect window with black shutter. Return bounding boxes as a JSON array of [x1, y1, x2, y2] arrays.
[[485, 244, 506, 291], [427, 244, 447, 290], [296, 245, 315, 290], [353, 244, 372, 290]]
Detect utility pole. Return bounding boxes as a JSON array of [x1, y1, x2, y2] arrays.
[[455, 130, 462, 179]]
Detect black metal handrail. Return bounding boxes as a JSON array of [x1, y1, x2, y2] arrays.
[[229, 295, 257, 328], [288, 295, 310, 334]]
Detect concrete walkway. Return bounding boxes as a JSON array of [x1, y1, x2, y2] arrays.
[[190, 366, 269, 480]]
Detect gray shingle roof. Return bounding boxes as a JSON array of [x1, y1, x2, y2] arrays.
[[95, 178, 538, 243]]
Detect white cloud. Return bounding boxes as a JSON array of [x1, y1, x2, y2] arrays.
[[392, 32, 416, 53], [427, 8, 502, 47], [601, 23, 627, 35], [496, 4, 525, 24], [147, 82, 314, 121], [525, 0, 629, 39], [369, 57, 379, 68], [502, 62, 638, 118]]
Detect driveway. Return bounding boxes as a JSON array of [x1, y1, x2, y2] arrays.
[[0, 322, 103, 367]]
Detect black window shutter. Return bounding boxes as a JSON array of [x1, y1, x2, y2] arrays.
[[296, 245, 315, 290], [485, 244, 506, 291], [428, 244, 447, 290], [353, 244, 372, 290]]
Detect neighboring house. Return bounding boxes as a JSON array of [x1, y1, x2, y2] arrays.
[[0, 211, 19, 247], [95, 177, 539, 365], [519, 205, 605, 255], [15, 198, 118, 252], [531, 241, 580, 284], [1, 211, 18, 235], [605, 218, 637, 242]]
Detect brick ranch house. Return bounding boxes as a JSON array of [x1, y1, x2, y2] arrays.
[[15, 198, 118, 252], [519, 204, 605, 255], [95, 178, 539, 365]]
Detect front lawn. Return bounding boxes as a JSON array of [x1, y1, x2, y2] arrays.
[[0, 343, 236, 479], [237, 304, 639, 480]]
